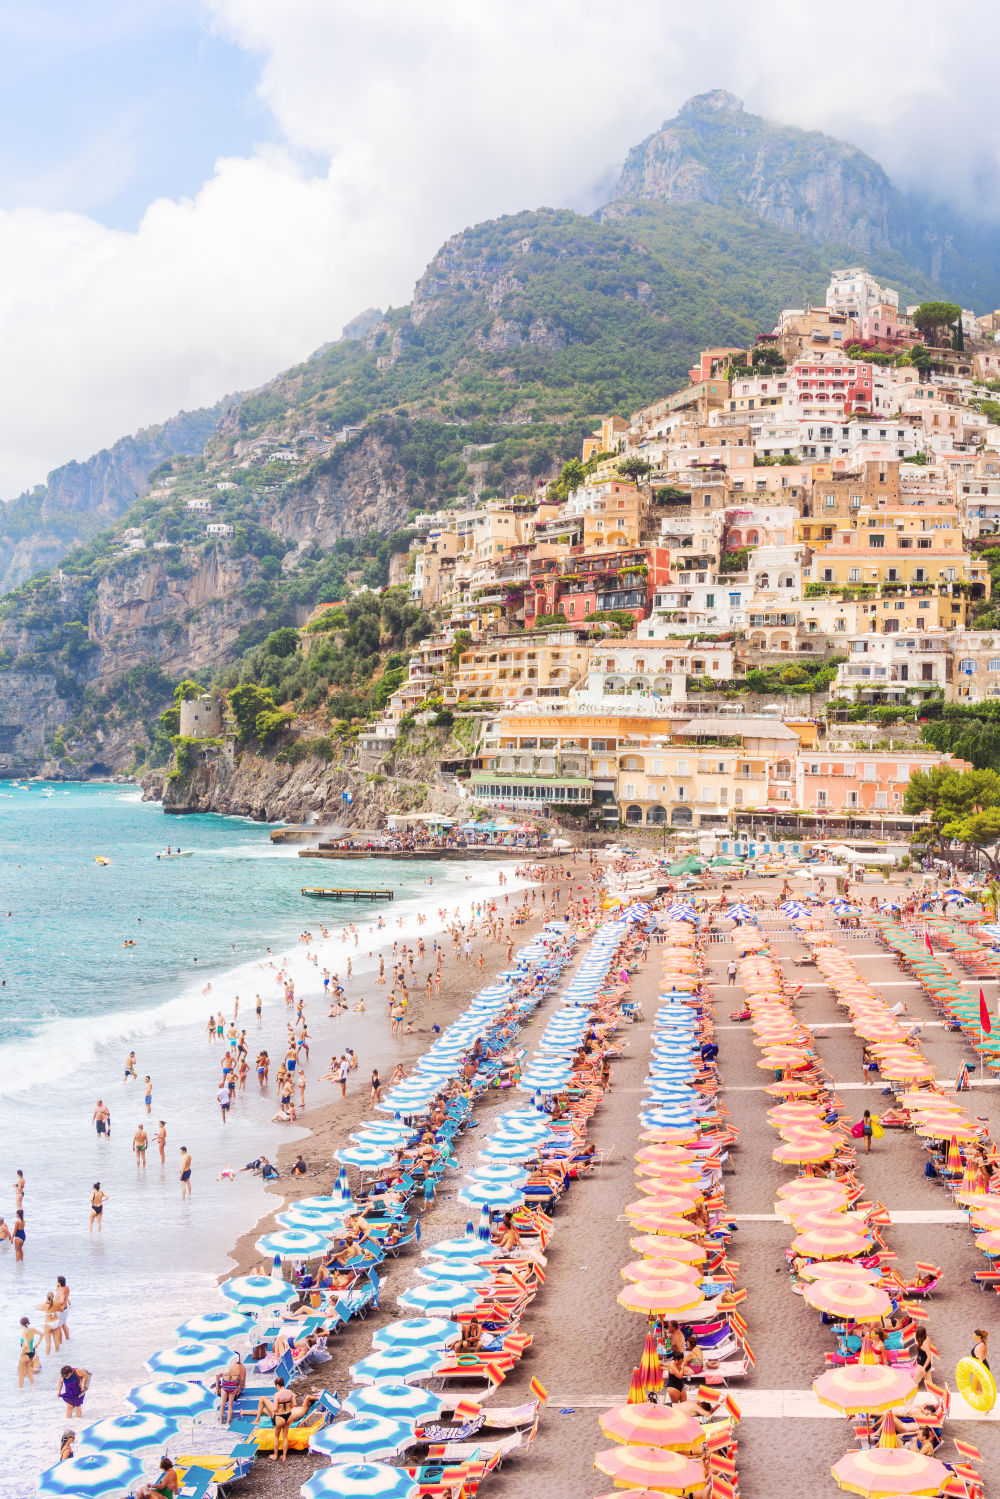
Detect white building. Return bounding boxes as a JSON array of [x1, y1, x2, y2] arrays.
[[206, 523, 234, 538], [826, 269, 899, 321], [186, 498, 212, 513]]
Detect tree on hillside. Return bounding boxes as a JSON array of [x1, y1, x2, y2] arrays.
[[904, 765, 1000, 869], [617, 456, 653, 487], [911, 302, 961, 347], [173, 679, 203, 704], [229, 682, 281, 744]]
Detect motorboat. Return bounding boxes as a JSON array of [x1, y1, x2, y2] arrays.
[[156, 848, 193, 859]]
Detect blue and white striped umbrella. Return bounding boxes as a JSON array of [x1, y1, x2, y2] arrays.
[[175, 1310, 253, 1342], [879, 901, 901, 913], [415, 1259, 493, 1288], [458, 1180, 525, 1211], [351, 1122, 414, 1144], [780, 900, 811, 918], [420, 1236, 493, 1262], [664, 905, 699, 922], [343, 1383, 446, 1422], [301, 1464, 419, 1499], [296, 1195, 346, 1211], [373, 1318, 461, 1352], [127, 1379, 217, 1418], [468, 1163, 529, 1187], [350, 1346, 444, 1384], [39, 1452, 145, 1497], [278, 1207, 350, 1232], [503, 1109, 550, 1127], [725, 904, 754, 921], [493, 1119, 550, 1140], [221, 1274, 297, 1309], [311, 1415, 417, 1461], [255, 1228, 328, 1259], [478, 1138, 542, 1163], [397, 1280, 482, 1315], [77, 1411, 179, 1454], [146, 1341, 234, 1379], [335, 1146, 396, 1172]]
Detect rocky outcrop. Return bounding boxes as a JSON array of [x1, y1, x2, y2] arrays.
[[143, 742, 465, 826]]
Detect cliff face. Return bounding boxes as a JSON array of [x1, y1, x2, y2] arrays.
[[0, 404, 229, 595], [258, 430, 411, 557]]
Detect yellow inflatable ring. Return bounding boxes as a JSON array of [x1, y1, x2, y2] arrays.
[[956, 1357, 997, 1412]]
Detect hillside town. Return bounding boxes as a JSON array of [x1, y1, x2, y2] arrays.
[[318, 270, 1000, 837]]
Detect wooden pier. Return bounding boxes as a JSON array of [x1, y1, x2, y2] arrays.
[[300, 886, 394, 901]]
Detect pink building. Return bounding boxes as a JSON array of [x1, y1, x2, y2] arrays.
[[794, 749, 970, 816]]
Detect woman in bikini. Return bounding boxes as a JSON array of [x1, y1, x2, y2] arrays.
[[253, 1376, 316, 1462], [36, 1292, 62, 1355]]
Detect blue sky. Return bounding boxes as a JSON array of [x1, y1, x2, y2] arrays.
[[0, 1, 268, 225]]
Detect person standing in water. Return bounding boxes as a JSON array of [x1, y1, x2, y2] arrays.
[[143, 1077, 152, 1115], [89, 1184, 107, 1234], [132, 1124, 148, 1168], [155, 1121, 166, 1165], [91, 1100, 110, 1140], [179, 1146, 192, 1198], [54, 1277, 70, 1341]]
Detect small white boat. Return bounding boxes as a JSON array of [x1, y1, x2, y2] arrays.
[[156, 849, 193, 860]]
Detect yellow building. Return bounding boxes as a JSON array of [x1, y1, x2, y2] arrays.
[[809, 505, 989, 604], [453, 639, 590, 705]]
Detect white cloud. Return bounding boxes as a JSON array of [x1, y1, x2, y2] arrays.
[[1, 0, 998, 495]]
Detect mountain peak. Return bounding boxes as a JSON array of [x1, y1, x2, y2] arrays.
[[677, 89, 743, 118]]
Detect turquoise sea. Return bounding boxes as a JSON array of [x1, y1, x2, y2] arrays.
[[0, 781, 511, 1493]]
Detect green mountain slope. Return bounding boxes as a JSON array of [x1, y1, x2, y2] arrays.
[[613, 91, 1000, 306]]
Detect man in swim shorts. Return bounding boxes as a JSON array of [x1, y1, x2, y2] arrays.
[[91, 1100, 110, 1139], [179, 1147, 192, 1198]]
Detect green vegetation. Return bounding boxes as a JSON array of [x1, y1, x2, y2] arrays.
[[904, 765, 1000, 874], [742, 657, 844, 696]]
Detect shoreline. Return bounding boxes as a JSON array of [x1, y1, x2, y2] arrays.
[[221, 855, 584, 1278]]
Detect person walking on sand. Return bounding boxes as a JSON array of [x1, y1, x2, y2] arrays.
[[89, 1184, 107, 1234], [179, 1146, 192, 1198], [337, 1054, 349, 1098], [370, 1069, 382, 1106], [862, 1109, 874, 1153], [132, 1124, 148, 1168], [92, 1099, 111, 1140], [726, 960, 737, 986]]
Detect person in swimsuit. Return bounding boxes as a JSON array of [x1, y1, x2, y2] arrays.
[[973, 1328, 990, 1369], [123, 1051, 137, 1082], [253, 1376, 317, 1463], [58, 1364, 89, 1417], [89, 1185, 106, 1234], [12, 1211, 25, 1262], [37, 1292, 62, 1354], [133, 1124, 148, 1168], [137, 1457, 179, 1498], [179, 1148, 192, 1198], [54, 1277, 70, 1341], [143, 1077, 152, 1115], [665, 1353, 688, 1404], [215, 1352, 245, 1426], [92, 1100, 110, 1139], [155, 1122, 166, 1165], [18, 1317, 41, 1387], [59, 1430, 76, 1462]]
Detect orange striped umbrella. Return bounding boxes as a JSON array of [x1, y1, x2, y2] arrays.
[[623, 1212, 705, 1237], [637, 1130, 700, 1146], [634, 1164, 704, 1184], [968, 1200, 1000, 1227], [790, 1210, 868, 1234], [617, 1279, 706, 1315], [766, 1079, 820, 1097], [630, 1183, 703, 1205], [626, 1367, 645, 1404], [973, 1228, 1000, 1253], [629, 1236, 707, 1262], [831, 1446, 949, 1495], [620, 1258, 702, 1284], [877, 1412, 900, 1449], [799, 1261, 882, 1285], [639, 1329, 663, 1395], [803, 1279, 892, 1320], [595, 1445, 705, 1491], [773, 1140, 837, 1164], [777, 1177, 849, 1200], [635, 1146, 702, 1167], [914, 1121, 978, 1141], [793, 1228, 869, 1259], [599, 1403, 705, 1451], [814, 1364, 917, 1414], [776, 1188, 851, 1218]]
